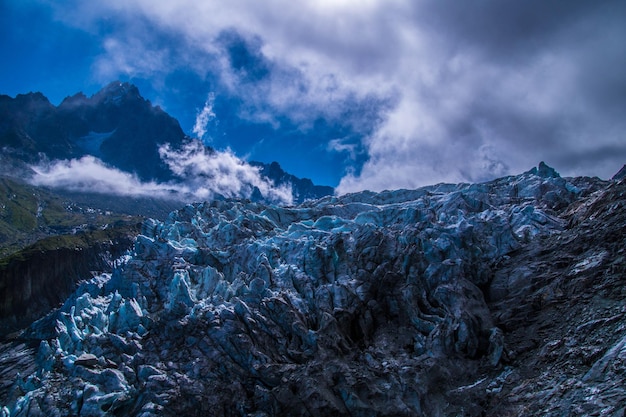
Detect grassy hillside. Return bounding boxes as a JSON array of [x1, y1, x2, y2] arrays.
[[0, 177, 143, 258]]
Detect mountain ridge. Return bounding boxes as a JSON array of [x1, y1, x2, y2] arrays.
[[0, 81, 335, 203], [0, 81, 188, 180]]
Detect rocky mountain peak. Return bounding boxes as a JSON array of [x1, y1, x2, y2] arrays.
[[58, 92, 89, 109], [250, 160, 335, 202], [524, 161, 560, 178], [611, 164, 626, 180], [12, 91, 51, 106], [0, 83, 187, 179], [91, 81, 142, 106], [58, 82, 144, 111], [0, 91, 54, 119]]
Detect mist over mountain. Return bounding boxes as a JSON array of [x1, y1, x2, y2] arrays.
[[0, 82, 335, 341], [250, 161, 334, 204], [0, 82, 334, 205]]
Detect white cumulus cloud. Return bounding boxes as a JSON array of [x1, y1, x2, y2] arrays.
[[30, 156, 173, 197], [29, 144, 294, 205], [192, 93, 216, 140], [159, 141, 293, 204]]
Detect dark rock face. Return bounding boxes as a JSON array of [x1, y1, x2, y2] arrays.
[[1, 165, 624, 416], [0, 228, 139, 336], [0, 92, 57, 158], [612, 164, 626, 180], [0, 82, 188, 182], [63, 83, 187, 182], [481, 177, 626, 415], [250, 161, 334, 203]]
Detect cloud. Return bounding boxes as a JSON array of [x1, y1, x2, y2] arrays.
[[192, 93, 216, 140], [335, 0, 626, 191], [30, 156, 173, 197], [47, 0, 394, 125], [327, 138, 358, 161], [159, 141, 293, 204], [45, 0, 626, 190], [29, 145, 293, 205]]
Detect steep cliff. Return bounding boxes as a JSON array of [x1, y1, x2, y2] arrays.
[[0, 225, 139, 336]]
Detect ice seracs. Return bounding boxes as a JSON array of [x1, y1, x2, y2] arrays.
[[2, 163, 621, 416]]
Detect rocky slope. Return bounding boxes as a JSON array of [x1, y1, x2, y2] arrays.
[[0, 175, 176, 336], [0, 163, 624, 416], [481, 173, 626, 416]]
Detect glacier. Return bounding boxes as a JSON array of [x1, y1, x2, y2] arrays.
[[1, 163, 625, 416]]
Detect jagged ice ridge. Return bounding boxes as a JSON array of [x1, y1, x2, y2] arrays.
[[2, 164, 624, 416]]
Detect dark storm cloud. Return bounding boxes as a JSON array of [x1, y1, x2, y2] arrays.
[[336, 0, 626, 189], [418, 0, 626, 137], [415, 0, 606, 57]]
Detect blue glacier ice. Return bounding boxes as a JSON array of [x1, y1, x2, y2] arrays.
[[2, 164, 617, 416]]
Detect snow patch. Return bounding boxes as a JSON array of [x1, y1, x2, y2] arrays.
[[569, 250, 609, 276]]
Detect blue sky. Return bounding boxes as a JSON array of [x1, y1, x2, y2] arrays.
[[2, 0, 625, 191]]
